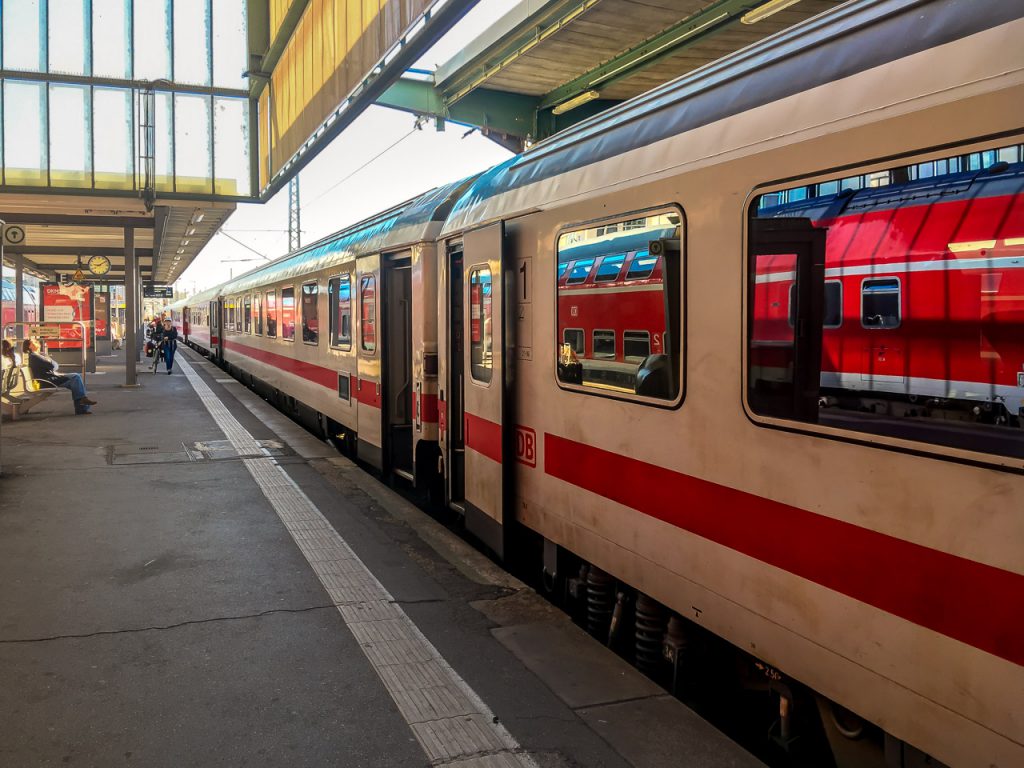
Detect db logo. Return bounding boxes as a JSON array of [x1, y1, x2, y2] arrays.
[[516, 425, 537, 467]]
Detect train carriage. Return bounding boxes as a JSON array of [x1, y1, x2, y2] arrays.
[[434, 1, 1023, 766], [203, 178, 473, 484], [163, 1, 1022, 765]]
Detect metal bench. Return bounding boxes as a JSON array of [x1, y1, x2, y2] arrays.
[[1, 361, 66, 420]]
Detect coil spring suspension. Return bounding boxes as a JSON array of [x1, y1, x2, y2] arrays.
[[585, 566, 615, 638], [635, 593, 668, 674]]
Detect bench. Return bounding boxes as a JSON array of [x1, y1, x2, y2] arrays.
[[1, 360, 66, 420]]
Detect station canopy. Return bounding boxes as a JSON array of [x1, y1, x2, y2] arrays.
[[378, 0, 846, 149]]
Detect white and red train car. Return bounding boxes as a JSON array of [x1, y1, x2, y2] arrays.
[[169, 2, 1023, 765]]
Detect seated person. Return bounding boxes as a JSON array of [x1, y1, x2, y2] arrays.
[[22, 338, 97, 415], [2, 338, 20, 367]]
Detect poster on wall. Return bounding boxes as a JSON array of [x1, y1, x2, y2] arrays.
[[94, 292, 110, 340], [40, 282, 93, 349]]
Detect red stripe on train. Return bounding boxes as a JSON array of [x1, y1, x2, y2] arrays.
[[544, 432, 1024, 666], [222, 338, 337, 390], [418, 393, 439, 423], [354, 375, 381, 408], [465, 412, 502, 463]]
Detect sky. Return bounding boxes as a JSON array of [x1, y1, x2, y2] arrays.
[[178, 0, 515, 294]]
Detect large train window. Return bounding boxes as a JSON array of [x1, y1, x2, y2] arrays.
[[243, 296, 252, 334], [265, 290, 277, 337], [328, 274, 351, 349], [281, 287, 296, 341], [556, 209, 683, 403], [301, 282, 319, 344], [747, 142, 1024, 461], [469, 266, 492, 383], [360, 275, 376, 353], [254, 293, 263, 335]]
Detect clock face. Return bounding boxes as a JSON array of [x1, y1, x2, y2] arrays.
[[88, 255, 111, 276]]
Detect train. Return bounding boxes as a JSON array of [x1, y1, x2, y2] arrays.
[[0, 280, 38, 328], [166, 2, 1024, 766]]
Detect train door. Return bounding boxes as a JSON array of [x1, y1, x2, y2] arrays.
[[356, 256, 384, 470], [383, 253, 414, 479], [748, 217, 825, 422], [210, 299, 223, 363], [457, 222, 511, 558], [446, 246, 466, 507]]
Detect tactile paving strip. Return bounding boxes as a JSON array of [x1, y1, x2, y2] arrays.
[[177, 355, 536, 767]]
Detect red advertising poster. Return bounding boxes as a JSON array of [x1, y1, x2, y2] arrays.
[[41, 282, 93, 349]]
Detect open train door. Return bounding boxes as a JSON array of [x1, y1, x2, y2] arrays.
[[210, 298, 223, 364], [458, 222, 512, 558]]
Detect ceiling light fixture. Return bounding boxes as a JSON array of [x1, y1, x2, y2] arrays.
[[552, 90, 600, 116], [741, 0, 804, 24]]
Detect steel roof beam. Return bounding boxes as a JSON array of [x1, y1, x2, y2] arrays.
[[377, 78, 537, 149], [0, 214, 155, 228], [5, 247, 154, 257], [538, 0, 756, 111]]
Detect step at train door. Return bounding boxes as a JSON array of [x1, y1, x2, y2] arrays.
[[459, 222, 510, 558]]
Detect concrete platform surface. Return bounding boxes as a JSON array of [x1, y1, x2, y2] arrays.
[[0, 348, 764, 768]]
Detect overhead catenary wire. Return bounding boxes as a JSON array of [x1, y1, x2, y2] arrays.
[[304, 127, 418, 209], [215, 229, 273, 261]]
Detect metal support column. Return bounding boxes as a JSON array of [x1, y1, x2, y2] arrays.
[[124, 226, 138, 386], [14, 253, 25, 339]]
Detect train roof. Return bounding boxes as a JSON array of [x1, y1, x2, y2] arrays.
[[441, 0, 1020, 235], [555, 228, 676, 264], [757, 161, 1024, 222], [217, 176, 476, 297]]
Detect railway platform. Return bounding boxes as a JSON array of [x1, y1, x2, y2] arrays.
[[0, 347, 764, 768]]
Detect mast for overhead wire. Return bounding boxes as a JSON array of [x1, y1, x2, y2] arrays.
[[288, 176, 301, 253]]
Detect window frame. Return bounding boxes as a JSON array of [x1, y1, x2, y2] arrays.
[[788, 279, 843, 329], [592, 329, 616, 359], [265, 289, 277, 338], [566, 258, 595, 285], [742, 136, 1024, 471], [594, 254, 626, 283], [467, 264, 493, 385], [562, 327, 585, 355], [243, 295, 252, 334], [860, 276, 901, 330], [301, 280, 320, 346], [280, 285, 296, 342], [359, 274, 377, 354], [553, 205, 686, 409], [328, 272, 353, 351]]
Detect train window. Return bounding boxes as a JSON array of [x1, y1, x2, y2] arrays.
[[329, 274, 352, 349], [557, 262, 569, 280], [563, 328, 584, 355], [861, 279, 900, 329], [281, 287, 296, 341], [556, 210, 683, 402], [625, 252, 657, 280], [623, 331, 651, 363], [360, 275, 376, 353], [566, 259, 595, 285], [595, 254, 625, 283], [747, 143, 1024, 461], [469, 267, 492, 383], [243, 296, 252, 334], [254, 293, 262, 335], [265, 290, 277, 337], [301, 282, 319, 344], [593, 330, 615, 359], [788, 280, 842, 328]]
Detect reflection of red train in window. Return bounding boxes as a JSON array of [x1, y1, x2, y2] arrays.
[[556, 229, 674, 392], [1, 281, 38, 327], [752, 162, 1024, 426]]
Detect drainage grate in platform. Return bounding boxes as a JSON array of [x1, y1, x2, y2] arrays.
[[109, 443, 192, 465]]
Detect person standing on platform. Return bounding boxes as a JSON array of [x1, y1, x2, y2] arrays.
[[158, 318, 179, 374], [22, 338, 96, 415]]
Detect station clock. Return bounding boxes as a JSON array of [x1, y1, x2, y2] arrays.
[[88, 255, 112, 276]]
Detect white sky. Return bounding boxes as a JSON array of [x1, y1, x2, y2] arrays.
[[178, 0, 515, 293]]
